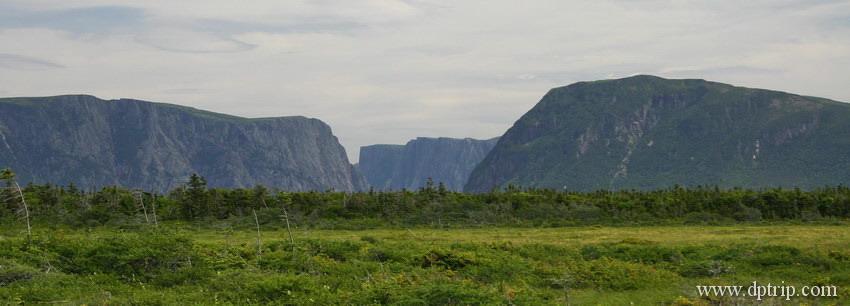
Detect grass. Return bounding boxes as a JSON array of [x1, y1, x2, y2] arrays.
[[1, 223, 848, 304], [190, 224, 850, 250]]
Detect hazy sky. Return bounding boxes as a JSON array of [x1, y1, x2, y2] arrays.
[[1, 0, 849, 162]]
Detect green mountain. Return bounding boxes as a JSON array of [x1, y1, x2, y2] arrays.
[[465, 75, 850, 192], [359, 137, 499, 191], [0, 95, 368, 191]]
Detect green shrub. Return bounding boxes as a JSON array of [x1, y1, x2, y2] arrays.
[[247, 274, 316, 303], [461, 251, 533, 283], [801, 209, 822, 222], [195, 243, 248, 270], [263, 240, 295, 252], [0, 260, 39, 286], [510, 243, 579, 262], [567, 257, 679, 290], [710, 245, 752, 261], [392, 278, 502, 305], [828, 250, 850, 261], [581, 244, 682, 264], [257, 250, 313, 273], [746, 245, 801, 267], [301, 239, 363, 262], [417, 248, 475, 270], [678, 260, 733, 277], [149, 266, 214, 287], [360, 235, 380, 244], [366, 247, 392, 262], [29, 228, 199, 280], [684, 212, 730, 224], [570, 205, 604, 222], [619, 238, 659, 245], [733, 206, 763, 222]]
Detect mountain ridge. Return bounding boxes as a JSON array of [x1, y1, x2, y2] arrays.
[[0, 94, 368, 191], [359, 136, 499, 191], [465, 75, 850, 192]]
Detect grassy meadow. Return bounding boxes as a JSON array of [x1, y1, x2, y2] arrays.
[[1, 180, 849, 304], [1, 223, 848, 305]]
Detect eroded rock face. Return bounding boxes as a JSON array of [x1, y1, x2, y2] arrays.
[[465, 75, 850, 192], [0, 95, 368, 191], [359, 137, 499, 191]]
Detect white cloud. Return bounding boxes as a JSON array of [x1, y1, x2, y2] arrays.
[[0, 0, 849, 162], [0, 53, 63, 70], [136, 28, 255, 53]]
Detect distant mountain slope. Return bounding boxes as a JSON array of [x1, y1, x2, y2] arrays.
[[465, 75, 850, 192], [359, 137, 499, 191], [0, 95, 368, 191]]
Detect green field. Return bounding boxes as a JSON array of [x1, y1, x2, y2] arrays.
[[1, 174, 848, 304], [1, 223, 848, 305]]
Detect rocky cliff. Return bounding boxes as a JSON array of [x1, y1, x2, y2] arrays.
[[0, 95, 368, 191], [465, 75, 850, 192], [359, 137, 499, 191]]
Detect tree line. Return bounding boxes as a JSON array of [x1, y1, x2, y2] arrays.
[[2, 169, 849, 228]]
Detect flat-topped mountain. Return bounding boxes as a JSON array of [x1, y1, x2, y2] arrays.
[[0, 95, 368, 191], [465, 75, 850, 192], [359, 137, 499, 191]]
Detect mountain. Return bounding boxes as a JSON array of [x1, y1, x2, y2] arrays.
[[0, 95, 368, 191], [357, 144, 405, 189], [359, 137, 499, 191], [465, 75, 850, 192]]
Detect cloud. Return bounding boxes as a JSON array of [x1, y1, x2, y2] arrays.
[[0, 4, 146, 35], [194, 18, 368, 35], [0, 0, 848, 162], [0, 3, 371, 54], [0, 54, 64, 70], [136, 28, 255, 53], [657, 66, 779, 78], [516, 74, 537, 80], [833, 15, 850, 27], [160, 88, 205, 95]]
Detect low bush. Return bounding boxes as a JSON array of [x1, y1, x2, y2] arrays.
[[417, 248, 475, 270], [0, 260, 38, 286], [1, 225, 849, 305], [567, 257, 680, 290]]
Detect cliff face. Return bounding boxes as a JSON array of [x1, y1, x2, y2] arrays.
[[358, 144, 405, 190], [465, 75, 850, 192], [0, 95, 368, 191], [359, 137, 499, 191]]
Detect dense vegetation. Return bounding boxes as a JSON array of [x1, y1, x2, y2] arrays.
[[2, 171, 849, 304], [1, 225, 848, 304], [2, 171, 849, 229]]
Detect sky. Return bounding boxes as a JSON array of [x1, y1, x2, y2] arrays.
[[1, 0, 849, 162]]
